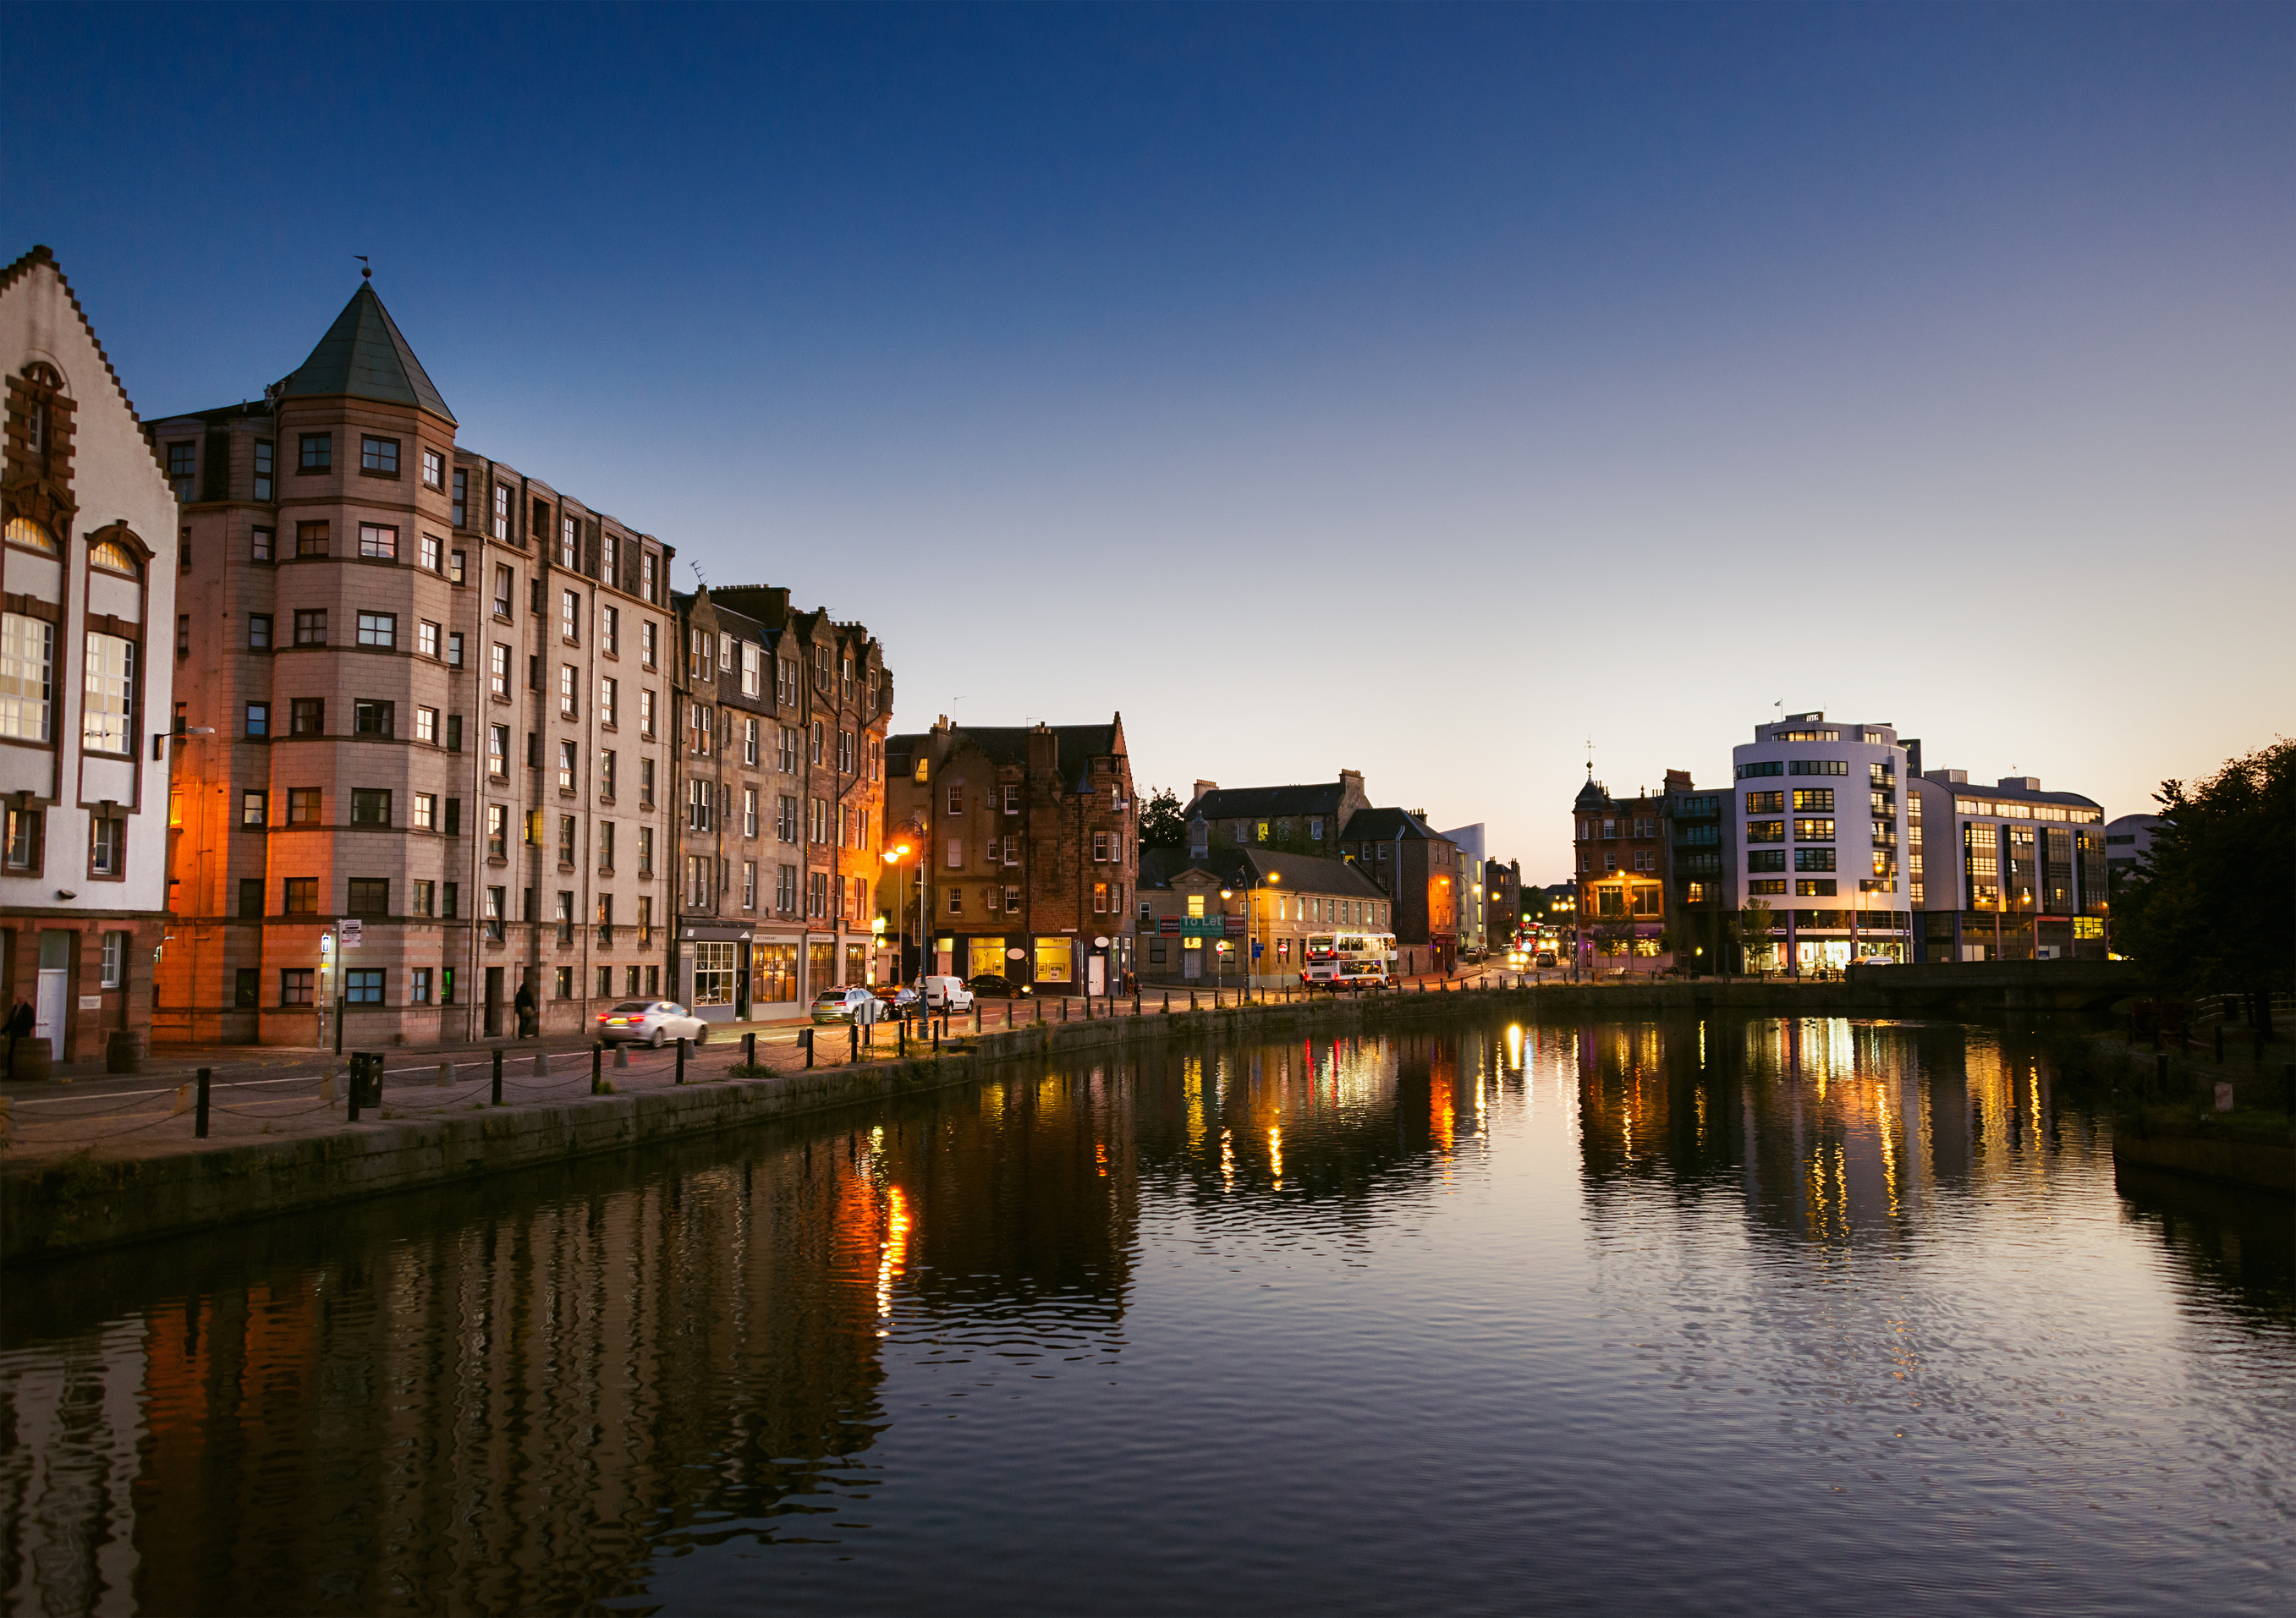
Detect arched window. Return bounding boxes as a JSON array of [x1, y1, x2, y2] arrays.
[[4, 517, 57, 554], [90, 536, 140, 577]]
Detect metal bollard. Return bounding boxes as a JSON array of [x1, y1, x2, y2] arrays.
[[975, 1004, 981, 1034], [1163, 993, 1171, 1015], [2154, 1052, 2169, 1096], [900, 1019, 909, 1057], [677, 1038, 687, 1083], [195, 1067, 211, 1139], [803, 1028, 815, 1068], [592, 1044, 603, 1094], [492, 1047, 503, 1106], [849, 1023, 859, 1062], [932, 1018, 942, 1054], [1035, 997, 1043, 1026], [615, 1044, 629, 1068], [534, 1051, 548, 1078], [744, 1031, 757, 1069], [1061, 998, 1068, 1022]]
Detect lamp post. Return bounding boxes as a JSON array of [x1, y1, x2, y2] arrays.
[[1217, 886, 1233, 996], [1246, 869, 1281, 997], [882, 838, 914, 982]]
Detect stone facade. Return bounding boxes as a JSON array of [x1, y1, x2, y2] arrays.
[[1136, 846, 1391, 987], [1, 246, 181, 1066], [883, 716, 1135, 994], [146, 278, 678, 1045], [669, 584, 892, 1016]]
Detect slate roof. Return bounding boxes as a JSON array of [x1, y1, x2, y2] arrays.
[[1574, 778, 1612, 811], [1138, 846, 1384, 898], [888, 723, 1122, 793], [1339, 806, 1444, 842], [280, 282, 456, 422], [1189, 781, 1353, 820]]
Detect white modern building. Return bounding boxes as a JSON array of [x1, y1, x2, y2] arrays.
[[1, 245, 181, 1066], [1439, 821, 1486, 956], [2102, 813, 2160, 888], [1729, 712, 1909, 970], [1906, 767, 2109, 962]]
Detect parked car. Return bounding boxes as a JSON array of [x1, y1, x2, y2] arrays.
[[811, 986, 884, 1024], [918, 974, 976, 1012], [596, 1001, 709, 1047], [876, 984, 920, 1010], [1535, 952, 1557, 968], [964, 973, 1028, 998]]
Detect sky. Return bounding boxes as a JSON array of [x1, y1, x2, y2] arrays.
[[10, 2, 2291, 880]]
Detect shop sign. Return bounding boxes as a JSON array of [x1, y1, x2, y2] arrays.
[[1179, 916, 1225, 937]]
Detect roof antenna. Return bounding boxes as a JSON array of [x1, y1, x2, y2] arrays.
[[354, 255, 371, 280], [689, 557, 710, 592]]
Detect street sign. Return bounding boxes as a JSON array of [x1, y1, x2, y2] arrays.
[[1222, 916, 1245, 938], [1160, 918, 1181, 935], [1179, 917, 1225, 938], [1251, 941, 1262, 958], [339, 919, 363, 948]]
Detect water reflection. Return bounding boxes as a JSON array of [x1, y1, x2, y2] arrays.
[[2, 1016, 2288, 1617]]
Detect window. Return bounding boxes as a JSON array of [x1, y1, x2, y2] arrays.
[[720, 635, 736, 675], [350, 788, 392, 826], [354, 699, 393, 737], [641, 551, 657, 601], [740, 642, 762, 695], [355, 611, 397, 650], [3, 806, 42, 871], [947, 782, 964, 815], [80, 633, 135, 754], [689, 702, 711, 755], [360, 436, 399, 476], [1745, 791, 1783, 814], [443, 798, 460, 836], [409, 621, 438, 662], [292, 520, 330, 559], [492, 484, 512, 541], [810, 721, 823, 766], [640, 688, 656, 738], [283, 878, 317, 914], [493, 565, 514, 617], [641, 620, 657, 668], [1788, 760, 1848, 776], [558, 815, 577, 868], [417, 532, 444, 574], [775, 864, 797, 913], [1793, 819, 1835, 842], [688, 777, 714, 831], [601, 605, 619, 655], [558, 739, 577, 793], [240, 790, 266, 826], [561, 590, 579, 641], [358, 524, 397, 560], [597, 820, 615, 871], [488, 723, 509, 778], [779, 727, 799, 773], [1746, 819, 1784, 844], [490, 642, 510, 697], [640, 758, 656, 807], [411, 966, 434, 1004], [299, 433, 331, 472], [90, 817, 124, 876], [1793, 848, 1837, 872], [486, 804, 508, 858], [1748, 850, 1787, 873], [838, 728, 854, 774], [744, 716, 759, 765], [451, 467, 468, 526], [165, 440, 196, 500], [412, 792, 436, 831], [447, 631, 463, 669], [1797, 879, 1838, 897], [1792, 788, 1835, 813], [0, 614, 55, 742], [601, 749, 618, 798], [811, 798, 830, 845], [288, 788, 322, 825], [776, 793, 798, 842], [639, 825, 655, 875], [559, 515, 578, 568], [742, 860, 757, 910], [250, 439, 275, 502], [560, 664, 578, 718], [348, 878, 389, 915], [280, 968, 315, 1005], [294, 609, 327, 645], [486, 886, 505, 940], [1093, 831, 1111, 862]]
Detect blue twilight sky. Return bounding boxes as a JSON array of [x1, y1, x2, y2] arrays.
[[10, 2, 2291, 878]]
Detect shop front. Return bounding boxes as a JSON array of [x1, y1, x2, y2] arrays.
[[678, 924, 753, 1022], [750, 932, 801, 1015]]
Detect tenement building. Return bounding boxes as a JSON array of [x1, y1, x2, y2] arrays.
[[1905, 766, 2107, 962], [1728, 713, 1911, 971], [1570, 772, 1673, 970], [669, 584, 891, 1018], [146, 276, 677, 1044], [883, 716, 1136, 995], [1, 246, 181, 1067]]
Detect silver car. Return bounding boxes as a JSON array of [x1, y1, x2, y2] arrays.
[[594, 1000, 709, 1047]]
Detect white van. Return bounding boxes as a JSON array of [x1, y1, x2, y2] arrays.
[[917, 975, 975, 1012]]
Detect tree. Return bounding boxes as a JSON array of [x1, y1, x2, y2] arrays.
[[1138, 787, 1186, 850], [2112, 739, 2293, 1028], [1733, 897, 1777, 974]]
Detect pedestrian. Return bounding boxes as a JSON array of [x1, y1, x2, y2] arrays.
[[514, 979, 536, 1039], [5, 996, 32, 1078]]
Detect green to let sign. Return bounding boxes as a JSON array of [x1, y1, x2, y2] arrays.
[[1179, 916, 1227, 937]]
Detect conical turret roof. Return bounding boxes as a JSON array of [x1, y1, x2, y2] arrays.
[[280, 281, 454, 422]]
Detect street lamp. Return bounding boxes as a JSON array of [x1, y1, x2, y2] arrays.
[[1218, 886, 1233, 996], [882, 837, 915, 983]]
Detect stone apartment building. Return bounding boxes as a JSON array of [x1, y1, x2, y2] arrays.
[[146, 276, 678, 1044], [1135, 846, 1390, 987], [669, 584, 891, 1017], [883, 716, 1136, 995], [1572, 771, 1678, 970], [1183, 771, 1463, 974], [1, 246, 181, 1067]]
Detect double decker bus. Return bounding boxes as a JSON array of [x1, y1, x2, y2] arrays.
[[1301, 930, 1397, 990]]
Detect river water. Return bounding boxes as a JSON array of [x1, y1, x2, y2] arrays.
[[3, 1015, 2290, 1616]]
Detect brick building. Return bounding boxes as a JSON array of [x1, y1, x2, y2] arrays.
[[883, 716, 1135, 995], [1, 246, 181, 1067], [1571, 772, 1671, 971], [669, 584, 891, 1017], [146, 275, 678, 1044]]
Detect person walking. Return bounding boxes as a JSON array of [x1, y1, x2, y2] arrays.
[[5, 996, 32, 1079], [514, 979, 537, 1039]]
